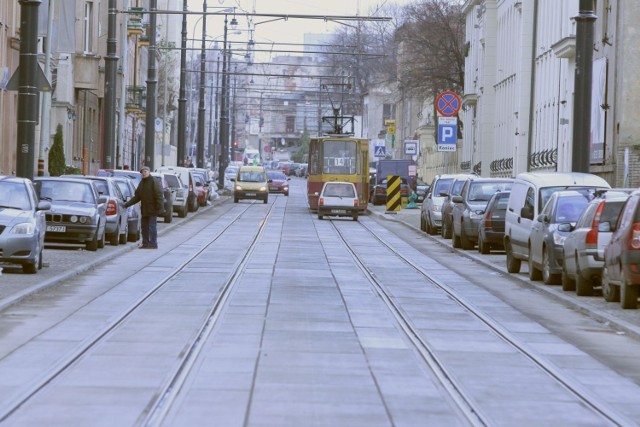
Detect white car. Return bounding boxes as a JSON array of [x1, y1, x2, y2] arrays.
[[316, 182, 359, 221]]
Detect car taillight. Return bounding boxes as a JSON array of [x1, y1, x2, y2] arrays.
[[106, 200, 117, 215], [484, 213, 492, 229], [630, 223, 640, 250], [319, 197, 324, 206], [586, 201, 605, 249], [354, 199, 359, 207]]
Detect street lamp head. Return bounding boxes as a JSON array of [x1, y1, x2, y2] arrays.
[[230, 17, 238, 30]]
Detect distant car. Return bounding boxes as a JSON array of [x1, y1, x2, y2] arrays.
[[477, 191, 511, 254], [189, 168, 213, 204], [150, 172, 174, 223], [317, 182, 359, 221], [267, 170, 290, 196], [561, 190, 631, 295], [234, 166, 269, 203], [602, 190, 640, 309], [97, 169, 142, 186], [190, 172, 208, 207], [224, 165, 239, 181], [528, 190, 592, 284], [112, 176, 141, 242], [415, 183, 429, 204], [372, 178, 410, 206], [63, 175, 129, 246], [420, 173, 474, 235], [156, 166, 199, 212], [451, 178, 513, 250], [0, 176, 51, 273], [33, 177, 107, 251], [163, 172, 188, 218]]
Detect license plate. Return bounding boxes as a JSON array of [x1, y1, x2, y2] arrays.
[[245, 192, 256, 197], [331, 209, 347, 214], [47, 225, 66, 232], [269, 187, 278, 191]]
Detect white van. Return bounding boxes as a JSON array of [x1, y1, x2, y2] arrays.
[[504, 172, 610, 274]]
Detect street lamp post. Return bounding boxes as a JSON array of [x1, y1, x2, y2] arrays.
[[217, 13, 236, 189], [196, 0, 208, 169]]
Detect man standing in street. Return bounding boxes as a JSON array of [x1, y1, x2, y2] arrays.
[[124, 166, 163, 249]]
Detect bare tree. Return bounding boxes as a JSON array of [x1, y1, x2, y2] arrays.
[[396, 0, 465, 99]]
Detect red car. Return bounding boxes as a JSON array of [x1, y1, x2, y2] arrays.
[[267, 170, 290, 196], [191, 173, 207, 207]]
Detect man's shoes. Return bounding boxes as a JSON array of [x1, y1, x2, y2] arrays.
[[139, 245, 148, 249], [147, 246, 158, 249]]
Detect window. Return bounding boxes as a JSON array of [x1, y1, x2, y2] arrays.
[[322, 140, 357, 175], [83, 2, 94, 53], [383, 103, 396, 125], [285, 116, 295, 133]]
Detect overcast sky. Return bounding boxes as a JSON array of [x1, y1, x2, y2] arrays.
[[185, 0, 415, 56]]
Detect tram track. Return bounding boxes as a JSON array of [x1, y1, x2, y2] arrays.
[[327, 217, 634, 426], [0, 200, 276, 425]]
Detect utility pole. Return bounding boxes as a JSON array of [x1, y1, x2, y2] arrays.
[[103, 0, 118, 170], [177, 0, 188, 166], [197, 0, 207, 168], [16, 0, 41, 180], [572, 0, 596, 173], [217, 14, 230, 189], [144, 0, 158, 170], [37, 0, 54, 176]]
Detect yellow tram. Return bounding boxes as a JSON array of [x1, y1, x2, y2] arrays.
[[307, 136, 370, 211]]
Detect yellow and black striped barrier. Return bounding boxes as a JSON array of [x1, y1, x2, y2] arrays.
[[385, 175, 401, 214]]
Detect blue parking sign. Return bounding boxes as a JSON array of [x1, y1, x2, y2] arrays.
[[437, 117, 457, 152]]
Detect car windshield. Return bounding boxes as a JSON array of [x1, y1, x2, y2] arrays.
[[468, 181, 513, 202], [324, 184, 355, 197], [268, 171, 287, 180], [238, 171, 265, 182], [36, 181, 95, 203], [539, 186, 602, 212], [115, 180, 133, 198], [164, 174, 180, 188], [554, 195, 590, 223], [434, 178, 453, 195], [0, 181, 32, 210]]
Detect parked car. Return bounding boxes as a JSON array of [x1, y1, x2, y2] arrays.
[[561, 190, 631, 295], [189, 168, 213, 204], [112, 177, 141, 242], [234, 166, 269, 203], [317, 181, 359, 221], [528, 190, 592, 284], [440, 177, 470, 239], [97, 169, 142, 186], [156, 166, 199, 212], [0, 176, 51, 273], [420, 173, 474, 235], [295, 163, 308, 177], [278, 162, 292, 176], [163, 172, 188, 218], [63, 175, 129, 246], [150, 172, 175, 223], [33, 177, 107, 251], [191, 172, 208, 207], [504, 172, 611, 275], [224, 165, 239, 181], [602, 190, 640, 309], [415, 183, 429, 204], [478, 190, 511, 254], [452, 178, 513, 250], [267, 170, 290, 196], [372, 177, 410, 206]]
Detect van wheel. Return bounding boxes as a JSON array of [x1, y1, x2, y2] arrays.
[[528, 251, 542, 281], [452, 232, 461, 248], [179, 205, 187, 218], [621, 271, 638, 309], [575, 259, 593, 296], [505, 241, 521, 273], [602, 267, 620, 302], [478, 235, 490, 254]]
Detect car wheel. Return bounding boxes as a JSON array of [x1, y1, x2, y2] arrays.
[[38, 247, 43, 270], [443, 220, 452, 239], [505, 240, 521, 274], [23, 249, 39, 274], [165, 211, 173, 223], [460, 224, 473, 250], [452, 231, 461, 248], [119, 224, 128, 244], [528, 249, 542, 281], [86, 232, 99, 251], [542, 248, 559, 284], [109, 226, 119, 246], [234, 197, 238, 203], [352, 214, 358, 221], [575, 258, 593, 296], [561, 267, 576, 292], [620, 271, 639, 309], [179, 205, 187, 218], [263, 197, 268, 204], [602, 267, 620, 302], [478, 235, 490, 254], [97, 228, 106, 249], [318, 214, 324, 220], [421, 216, 427, 232], [128, 228, 140, 242]]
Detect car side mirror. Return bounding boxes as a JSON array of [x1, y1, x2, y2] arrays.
[[557, 222, 572, 232], [452, 195, 463, 203], [98, 195, 109, 204], [536, 213, 549, 223], [520, 206, 534, 220], [37, 200, 52, 211], [598, 221, 611, 232]]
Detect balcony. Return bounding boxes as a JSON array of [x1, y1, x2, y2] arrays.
[[127, 7, 144, 36], [126, 86, 146, 113]]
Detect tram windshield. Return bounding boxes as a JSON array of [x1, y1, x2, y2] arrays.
[[322, 140, 357, 174]]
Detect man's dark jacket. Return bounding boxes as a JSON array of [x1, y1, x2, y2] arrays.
[[125, 176, 163, 216]]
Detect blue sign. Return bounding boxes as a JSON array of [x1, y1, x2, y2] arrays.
[[374, 145, 386, 157], [437, 117, 457, 152]]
